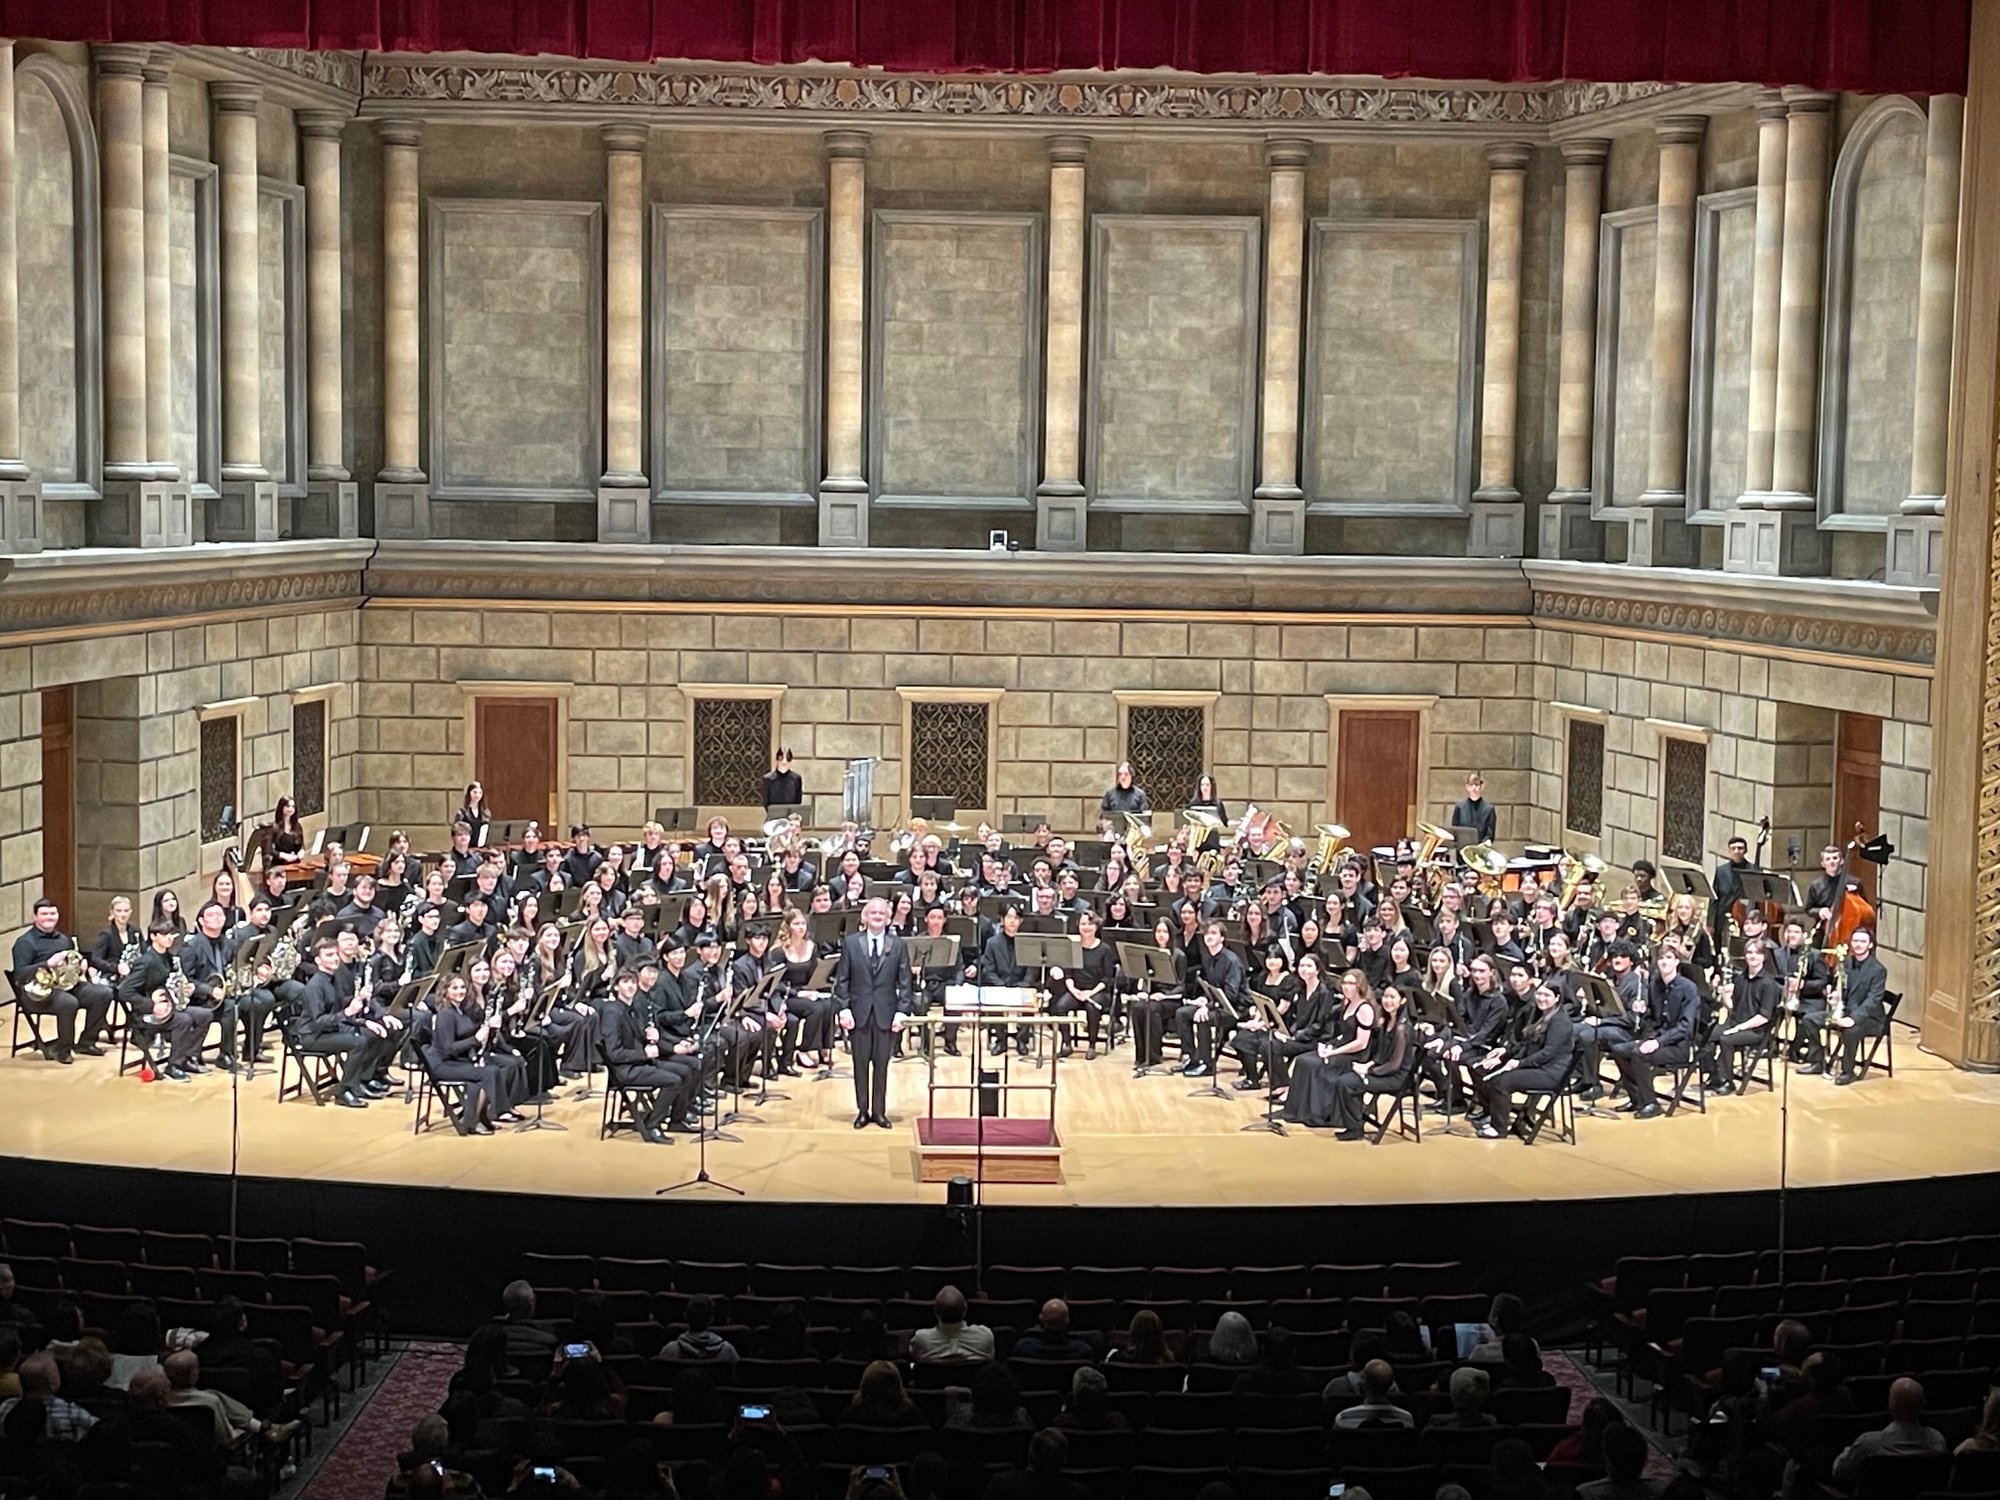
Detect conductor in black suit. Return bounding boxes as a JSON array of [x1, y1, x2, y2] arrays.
[[834, 897, 911, 1130]]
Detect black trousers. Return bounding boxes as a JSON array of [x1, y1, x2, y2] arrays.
[[1793, 1007, 1830, 1068], [1611, 1040, 1690, 1108], [1229, 1025, 1297, 1085], [140, 1006, 215, 1069], [907, 987, 960, 1052], [611, 1062, 689, 1128], [1836, 1019, 1885, 1077], [297, 1024, 397, 1093], [210, 990, 277, 1061], [1475, 1063, 1569, 1133], [75, 982, 117, 1044], [23, 985, 112, 1050], [1050, 991, 1105, 1050], [782, 995, 836, 1064], [1174, 1004, 1225, 1066], [1128, 997, 1175, 1066], [850, 1022, 896, 1118], [1577, 1017, 1633, 1092], [1705, 1027, 1768, 1083]]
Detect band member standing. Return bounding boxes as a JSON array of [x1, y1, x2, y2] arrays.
[[1710, 834, 1752, 952], [1805, 845, 1863, 933], [9, 899, 112, 1063], [116, 923, 214, 1079], [1175, 922, 1243, 1078], [762, 747, 803, 810], [1099, 762, 1149, 820], [1610, 949, 1700, 1119], [834, 898, 911, 1130], [1449, 773, 1498, 844], [1828, 929, 1890, 1086], [1705, 943, 1779, 1094], [452, 782, 490, 840]]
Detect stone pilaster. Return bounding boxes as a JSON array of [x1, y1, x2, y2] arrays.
[[142, 58, 175, 483], [209, 82, 275, 540], [819, 130, 870, 547], [1629, 116, 1703, 566], [1251, 138, 1310, 556], [375, 119, 429, 539], [1739, 91, 1788, 505], [1037, 135, 1089, 552], [596, 125, 650, 543], [1540, 138, 1607, 560], [297, 110, 356, 538], [1889, 94, 1964, 586], [1470, 141, 1530, 557], [0, 41, 38, 552], [89, 45, 186, 547]]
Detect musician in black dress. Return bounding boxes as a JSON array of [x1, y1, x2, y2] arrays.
[[1127, 918, 1184, 1072], [1099, 762, 1149, 820], [1175, 923, 1243, 1078], [1360, 983, 1417, 1125], [1050, 908, 1116, 1059], [1230, 946, 1300, 1089], [1705, 941, 1779, 1094], [1264, 953, 1335, 1102], [762, 747, 803, 810], [424, 974, 525, 1135], [773, 907, 835, 1068], [1472, 981, 1576, 1140], [1829, 928, 1890, 1086], [1282, 968, 1375, 1136]]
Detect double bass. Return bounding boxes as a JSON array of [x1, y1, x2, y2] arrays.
[[1819, 823, 1878, 962], [1728, 815, 1781, 934]]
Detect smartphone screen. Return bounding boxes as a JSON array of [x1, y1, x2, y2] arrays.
[[563, 1342, 590, 1358], [739, 1403, 771, 1421]]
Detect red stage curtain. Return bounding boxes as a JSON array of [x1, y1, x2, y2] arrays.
[[0, 0, 1968, 94]]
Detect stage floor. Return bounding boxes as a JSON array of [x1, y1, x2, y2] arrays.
[[3, 1036, 1997, 1209]]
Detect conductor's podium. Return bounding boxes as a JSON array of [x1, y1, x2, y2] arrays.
[[914, 986, 1064, 1184]]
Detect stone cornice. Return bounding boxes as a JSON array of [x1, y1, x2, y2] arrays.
[[0, 541, 372, 638], [146, 44, 360, 109], [364, 541, 1535, 616], [1524, 560, 1937, 667], [350, 58, 1750, 142]]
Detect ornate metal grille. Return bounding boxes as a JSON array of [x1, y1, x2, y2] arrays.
[[1661, 737, 1708, 865], [1565, 718, 1604, 838], [1125, 705, 1205, 811], [692, 697, 772, 806], [908, 701, 989, 811], [293, 699, 327, 818], [199, 716, 239, 839]]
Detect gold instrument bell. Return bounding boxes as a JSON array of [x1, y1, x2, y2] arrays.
[[1415, 821, 1456, 866], [1122, 811, 1153, 861], [1308, 823, 1350, 876], [1556, 852, 1608, 909], [1461, 841, 1508, 884]]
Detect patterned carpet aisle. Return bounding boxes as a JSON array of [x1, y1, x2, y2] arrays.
[[293, 1342, 462, 1500], [1546, 1349, 1681, 1484]]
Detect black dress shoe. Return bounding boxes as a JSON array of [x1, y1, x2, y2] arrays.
[[74, 1043, 105, 1058], [853, 1112, 870, 1129], [455, 1112, 474, 1137], [1833, 1072, 1857, 1086], [1232, 1078, 1262, 1091], [1335, 1126, 1366, 1142], [163, 1065, 190, 1082], [1633, 1103, 1663, 1120], [641, 1124, 670, 1144], [336, 1090, 368, 1108], [871, 1114, 892, 1129]]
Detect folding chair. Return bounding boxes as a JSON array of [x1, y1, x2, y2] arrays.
[[409, 1048, 471, 1134], [1365, 1067, 1423, 1144], [1662, 1054, 1706, 1116], [600, 1076, 662, 1141], [1853, 991, 1902, 1078], [2, 973, 50, 1058], [1515, 1057, 1580, 1144], [276, 1023, 342, 1106]]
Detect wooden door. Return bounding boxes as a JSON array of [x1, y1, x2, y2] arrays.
[[40, 685, 75, 922], [474, 697, 558, 829], [1335, 709, 1420, 856], [1833, 713, 1882, 904]]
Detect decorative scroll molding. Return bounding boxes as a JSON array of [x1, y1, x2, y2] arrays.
[[1975, 453, 2000, 1034], [0, 540, 372, 637], [1532, 586, 1935, 665]]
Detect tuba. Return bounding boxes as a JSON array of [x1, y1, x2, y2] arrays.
[[1556, 852, 1608, 912], [1122, 811, 1153, 864], [1460, 842, 1509, 898], [1308, 824, 1350, 878]]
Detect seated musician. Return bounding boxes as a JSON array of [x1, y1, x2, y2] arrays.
[[773, 906, 835, 1067], [1127, 918, 1184, 1072], [1485, 909, 1526, 967], [445, 892, 497, 955], [1612, 885, 1649, 945], [1360, 983, 1417, 1120], [778, 844, 816, 892], [9, 898, 112, 1063], [1706, 940, 1779, 1095], [252, 795, 306, 869], [597, 968, 693, 1144], [308, 861, 355, 923], [444, 823, 480, 879], [508, 824, 547, 885], [1661, 892, 1717, 977], [1609, 947, 1700, 1119], [1737, 905, 1781, 970], [612, 905, 656, 976], [977, 905, 1031, 1057], [589, 861, 627, 920], [1828, 928, 1890, 1087], [1423, 953, 1507, 1112], [1777, 915, 1833, 1068], [1231, 945, 1301, 1089], [117, 923, 214, 1080], [1576, 941, 1642, 1101], [561, 825, 603, 888], [335, 873, 385, 942], [296, 938, 400, 1108], [86, 895, 139, 1025], [1050, 908, 1115, 1060], [424, 974, 525, 1136], [1472, 980, 1577, 1140], [1174, 922, 1243, 1079], [729, 924, 785, 1077], [180, 901, 272, 1073], [1281, 968, 1376, 1136]]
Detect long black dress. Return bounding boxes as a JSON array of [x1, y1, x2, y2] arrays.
[[1282, 998, 1376, 1127]]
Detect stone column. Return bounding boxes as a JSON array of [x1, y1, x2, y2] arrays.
[[1250, 137, 1311, 556], [142, 58, 175, 483], [597, 124, 650, 544], [89, 44, 186, 546], [1539, 138, 1608, 560], [375, 119, 429, 539], [297, 110, 356, 538], [0, 40, 40, 553], [1469, 141, 1531, 557], [1738, 91, 1789, 504], [818, 130, 869, 546], [207, 81, 276, 541], [1628, 115, 1704, 567], [1036, 134, 1089, 551], [1731, 89, 1836, 575], [1888, 94, 1964, 586]]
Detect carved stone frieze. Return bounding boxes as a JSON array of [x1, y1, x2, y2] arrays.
[[0, 541, 372, 637], [1534, 588, 1935, 665], [1976, 461, 2000, 1032], [230, 47, 365, 95]]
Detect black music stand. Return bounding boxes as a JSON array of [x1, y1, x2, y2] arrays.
[[1742, 871, 1801, 913], [1412, 986, 1475, 1138], [743, 969, 792, 1107], [1189, 979, 1238, 1101], [1573, 973, 1628, 1120], [1013, 933, 1080, 1068], [654, 806, 697, 832], [904, 937, 960, 1062], [1665, 867, 1715, 903], [1117, 943, 1181, 1078], [794, 955, 847, 1081], [645, 892, 692, 937], [1239, 994, 1289, 1137], [810, 910, 864, 947], [911, 796, 956, 823]]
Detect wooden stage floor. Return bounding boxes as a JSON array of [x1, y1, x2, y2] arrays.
[[2, 1037, 1996, 1209]]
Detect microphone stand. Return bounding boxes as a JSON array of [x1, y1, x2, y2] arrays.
[[1239, 998, 1286, 1137], [659, 1033, 744, 1197]]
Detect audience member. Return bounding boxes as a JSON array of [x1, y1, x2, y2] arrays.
[[163, 1349, 299, 1451], [119, 1366, 238, 1496], [0, 1265, 30, 1330], [0, 1352, 95, 1440], [0, 1328, 20, 1400], [106, 1300, 163, 1391], [1325, 1334, 1393, 1396], [572, 1290, 637, 1358], [1106, 1309, 1174, 1366], [540, 1345, 626, 1420], [496, 1282, 558, 1360], [1489, 1435, 1548, 1499], [1830, 1377, 1946, 1488], [656, 1295, 739, 1366], [1055, 1367, 1126, 1432], [1469, 1293, 1524, 1362], [1958, 1388, 2000, 1454], [1578, 1422, 1665, 1500], [1012, 1300, 1093, 1363], [756, 1301, 810, 1360], [1234, 1328, 1314, 1397], [1428, 1366, 1496, 1429], [947, 1364, 1032, 1432], [203, 1297, 283, 1413], [909, 1287, 996, 1364], [387, 1414, 486, 1499], [1332, 1359, 1415, 1429], [1383, 1310, 1429, 1363], [839, 1308, 892, 1364], [1549, 1397, 1623, 1466], [1501, 1331, 1553, 1388], [1205, 1311, 1257, 1366], [841, 1360, 925, 1428], [980, 1427, 1091, 1499]]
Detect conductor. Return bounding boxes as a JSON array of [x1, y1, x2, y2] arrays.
[[835, 897, 912, 1131]]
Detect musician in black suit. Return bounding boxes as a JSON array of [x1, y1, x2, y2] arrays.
[[1830, 929, 1890, 1086], [597, 969, 689, 1144], [1705, 942, 1779, 1095], [1175, 922, 1244, 1077], [116, 923, 212, 1078], [9, 898, 111, 1062], [1777, 916, 1834, 1068], [834, 897, 911, 1130], [977, 905, 1031, 1056], [1610, 948, 1700, 1119], [297, 939, 398, 1108], [1449, 773, 1497, 844]]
